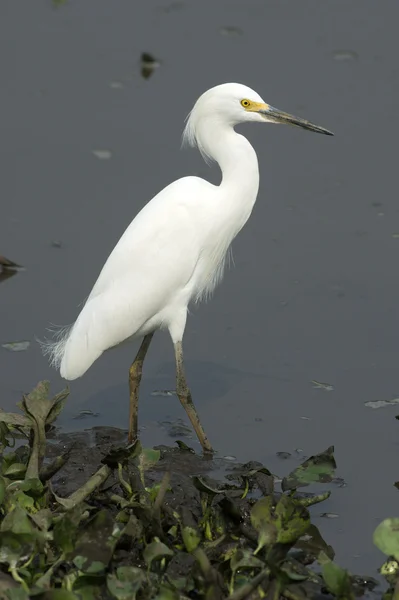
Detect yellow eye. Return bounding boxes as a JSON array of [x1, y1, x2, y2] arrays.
[[241, 99, 251, 108]]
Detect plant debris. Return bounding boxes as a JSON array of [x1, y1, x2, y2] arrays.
[[311, 380, 334, 392], [0, 256, 23, 285], [365, 398, 399, 409], [2, 341, 30, 352], [0, 256, 21, 270], [140, 53, 160, 80], [0, 381, 394, 598]]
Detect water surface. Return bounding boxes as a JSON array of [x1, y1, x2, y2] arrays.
[[1, 0, 399, 576]]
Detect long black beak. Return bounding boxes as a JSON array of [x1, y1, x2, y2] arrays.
[[259, 105, 334, 136]]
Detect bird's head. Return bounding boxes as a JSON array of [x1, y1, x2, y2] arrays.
[[183, 82, 333, 147]]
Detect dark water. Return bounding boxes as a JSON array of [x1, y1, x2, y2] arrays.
[[1, 0, 399, 575]]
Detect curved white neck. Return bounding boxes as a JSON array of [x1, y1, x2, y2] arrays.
[[197, 119, 260, 202]]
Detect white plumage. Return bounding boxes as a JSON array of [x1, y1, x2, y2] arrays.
[[43, 82, 332, 451]]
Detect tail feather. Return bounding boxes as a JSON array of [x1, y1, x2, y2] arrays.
[[40, 315, 103, 382], [39, 324, 73, 370]]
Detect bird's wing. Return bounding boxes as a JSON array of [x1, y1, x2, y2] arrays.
[[88, 176, 212, 300], [55, 176, 214, 379]]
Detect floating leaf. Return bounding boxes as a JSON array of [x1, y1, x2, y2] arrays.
[[373, 518, 399, 561], [107, 566, 145, 600], [2, 341, 30, 352], [282, 446, 336, 491]]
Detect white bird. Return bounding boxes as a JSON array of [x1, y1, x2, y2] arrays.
[[43, 83, 333, 453]]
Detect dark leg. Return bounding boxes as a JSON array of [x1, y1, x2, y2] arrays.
[[128, 333, 154, 443], [174, 341, 213, 453]]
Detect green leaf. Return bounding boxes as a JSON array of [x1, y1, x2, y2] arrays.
[[274, 494, 310, 544], [230, 549, 264, 573], [13, 491, 35, 511], [71, 586, 102, 600], [72, 574, 105, 599], [1, 506, 34, 535], [373, 518, 399, 560], [4, 463, 27, 479], [321, 555, 353, 598], [295, 523, 334, 560], [19, 478, 44, 498], [45, 388, 69, 425], [70, 510, 123, 574], [101, 440, 142, 468], [30, 508, 52, 533], [250, 496, 277, 553], [35, 592, 79, 599], [0, 531, 35, 567], [53, 511, 80, 554], [139, 448, 161, 472], [182, 526, 201, 553], [107, 566, 145, 600], [175, 440, 195, 453], [192, 476, 231, 497], [251, 495, 310, 549], [5, 588, 30, 600], [143, 539, 173, 568], [152, 587, 180, 600], [19, 381, 68, 480], [0, 476, 5, 506], [0, 410, 31, 428], [282, 446, 336, 491]]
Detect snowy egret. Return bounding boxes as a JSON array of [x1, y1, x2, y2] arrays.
[[44, 83, 333, 453]]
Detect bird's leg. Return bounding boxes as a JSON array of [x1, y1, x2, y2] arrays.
[[174, 341, 213, 454], [128, 333, 154, 444]]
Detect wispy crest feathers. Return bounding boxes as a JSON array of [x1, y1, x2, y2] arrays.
[[181, 106, 214, 165]]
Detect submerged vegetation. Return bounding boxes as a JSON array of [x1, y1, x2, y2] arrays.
[[0, 382, 397, 599]]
